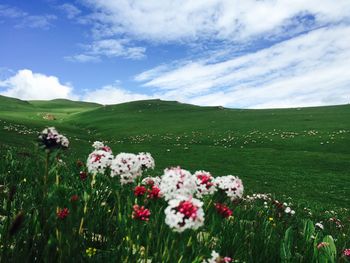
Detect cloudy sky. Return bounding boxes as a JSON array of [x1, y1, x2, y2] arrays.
[[1, 0, 349, 108]]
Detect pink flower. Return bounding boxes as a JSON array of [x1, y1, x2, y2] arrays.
[[57, 208, 69, 219], [197, 173, 214, 189], [214, 203, 233, 218], [177, 200, 198, 221], [147, 186, 162, 199], [132, 205, 151, 221], [317, 242, 329, 249], [134, 186, 147, 196], [344, 249, 350, 258]]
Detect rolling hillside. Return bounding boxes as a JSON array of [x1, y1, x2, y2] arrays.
[[0, 95, 349, 207]]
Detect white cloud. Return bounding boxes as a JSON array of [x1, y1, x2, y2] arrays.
[[82, 85, 151, 104], [0, 69, 76, 100], [81, 0, 350, 42], [66, 39, 146, 62], [0, 4, 56, 29], [58, 3, 81, 19], [135, 25, 350, 108]]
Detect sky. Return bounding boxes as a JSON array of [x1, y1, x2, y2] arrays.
[[0, 0, 350, 108]]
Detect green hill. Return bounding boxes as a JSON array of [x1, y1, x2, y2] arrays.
[[0, 95, 349, 208]]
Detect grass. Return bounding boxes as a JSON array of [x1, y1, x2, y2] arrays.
[[0, 96, 349, 208]]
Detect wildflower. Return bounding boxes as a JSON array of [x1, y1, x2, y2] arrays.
[[86, 247, 97, 257], [132, 205, 151, 221], [86, 150, 114, 174], [79, 171, 88, 180], [214, 203, 233, 218], [137, 152, 155, 170], [160, 167, 197, 201], [38, 127, 69, 149], [268, 217, 274, 222], [134, 186, 147, 196], [164, 196, 204, 232], [92, 141, 105, 150], [194, 171, 216, 198], [147, 185, 162, 199], [110, 153, 142, 184], [57, 208, 69, 219], [70, 195, 79, 202], [142, 176, 161, 187], [317, 242, 329, 249], [202, 250, 232, 263], [344, 249, 350, 258], [315, 222, 324, 230], [213, 175, 244, 201]]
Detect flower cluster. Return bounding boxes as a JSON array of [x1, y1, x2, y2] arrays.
[[214, 203, 233, 218], [38, 127, 69, 149], [164, 196, 204, 232], [57, 208, 69, 219], [214, 175, 244, 201], [138, 152, 155, 170], [160, 167, 197, 201], [132, 205, 151, 221], [344, 249, 350, 258], [194, 171, 216, 198], [202, 250, 232, 263], [111, 153, 142, 184], [86, 149, 114, 174]]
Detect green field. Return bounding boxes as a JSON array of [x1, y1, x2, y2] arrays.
[[1, 94, 349, 208]]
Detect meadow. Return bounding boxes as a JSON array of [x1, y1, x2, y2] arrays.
[[0, 95, 349, 262]]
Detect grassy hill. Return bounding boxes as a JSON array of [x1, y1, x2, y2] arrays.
[[0, 95, 349, 208]]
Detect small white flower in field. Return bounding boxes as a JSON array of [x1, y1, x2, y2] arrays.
[[86, 150, 114, 174], [38, 127, 69, 149], [202, 250, 232, 263], [194, 171, 217, 198], [290, 210, 295, 215], [213, 175, 244, 201], [110, 153, 142, 184], [137, 152, 155, 170], [164, 196, 204, 232], [315, 222, 324, 230], [160, 167, 197, 201], [285, 207, 291, 214]]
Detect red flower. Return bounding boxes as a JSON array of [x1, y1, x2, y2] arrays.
[[79, 171, 88, 180], [57, 208, 69, 219], [134, 186, 147, 196], [132, 205, 150, 221], [147, 186, 162, 199], [343, 248, 350, 258], [197, 174, 214, 189], [70, 195, 79, 202], [101, 146, 112, 153], [177, 200, 198, 220], [214, 203, 233, 218]]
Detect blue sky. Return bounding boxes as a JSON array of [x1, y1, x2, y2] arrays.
[[0, 0, 349, 108]]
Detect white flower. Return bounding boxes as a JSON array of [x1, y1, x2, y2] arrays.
[[160, 167, 197, 201], [86, 150, 114, 174], [193, 171, 216, 198], [213, 175, 244, 201], [39, 127, 69, 149], [315, 222, 324, 230], [285, 207, 291, 213], [137, 152, 155, 170], [202, 250, 231, 263], [110, 153, 142, 184], [92, 141, 104, 150], [164, 196, 204, 232]]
